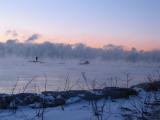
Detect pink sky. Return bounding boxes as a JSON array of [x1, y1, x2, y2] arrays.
[[0, 0, 159, 51], [0, 31, 159, 51]]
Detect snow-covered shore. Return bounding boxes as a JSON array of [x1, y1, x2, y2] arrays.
[[0, 81, 159, 120]]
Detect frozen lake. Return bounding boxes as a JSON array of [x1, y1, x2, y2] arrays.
[[0, 57, 159, 93]]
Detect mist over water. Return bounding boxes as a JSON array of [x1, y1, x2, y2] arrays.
[[0, 40, 160, 62], [0, 56, 159, 93], [0, 40, 159, 93]]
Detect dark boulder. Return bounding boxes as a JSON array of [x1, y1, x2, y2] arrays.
[[54, 98, 65, 106], [42, 90, 87, 99], [102, 87, 138, 99], [0, 100, 9, 109], [79, 60, 90, 65], [131, 81, 160, 91], [79, 92, 103, 101], [13, 93, 42, 106]]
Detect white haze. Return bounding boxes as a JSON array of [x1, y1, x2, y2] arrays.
[[0, 39, 160, 62], [0, 40, 160, 93]]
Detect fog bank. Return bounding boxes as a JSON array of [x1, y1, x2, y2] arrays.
[[0, 40, 160, 62]]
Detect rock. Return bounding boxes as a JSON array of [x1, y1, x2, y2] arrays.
[[79, 91, 103, 101], [0, 100, 9, 109], [66, 97, 81, 104], [102, 87, 138, 99], [42, 91, 60, 98], [14, 93, 42, 105], [54, 98, 65, 106], [0, 87, 138, 109], [79, 60, 90, 65], [131, 81, 160, 91], [42, 90, 87, 99]]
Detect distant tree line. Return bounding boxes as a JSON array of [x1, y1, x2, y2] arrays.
[[0, 39, 160, 62]]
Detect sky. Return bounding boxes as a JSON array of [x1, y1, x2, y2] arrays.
[[0, 0, 159, 50]]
